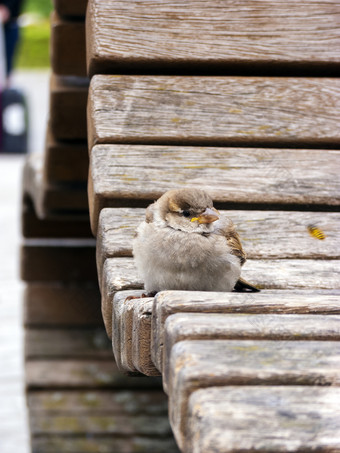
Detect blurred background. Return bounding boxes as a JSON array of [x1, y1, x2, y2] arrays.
[[0, 0, 52, 451]]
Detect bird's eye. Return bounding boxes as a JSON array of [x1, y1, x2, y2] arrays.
[[182, 210, 190, 217]]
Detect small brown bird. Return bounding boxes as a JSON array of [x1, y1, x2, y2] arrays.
[[133, 188, 258, 295]]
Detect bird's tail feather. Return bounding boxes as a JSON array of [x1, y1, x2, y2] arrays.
[[233, 277, 260, 292]]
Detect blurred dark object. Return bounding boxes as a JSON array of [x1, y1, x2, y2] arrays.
[[0, 87, 28, 153]]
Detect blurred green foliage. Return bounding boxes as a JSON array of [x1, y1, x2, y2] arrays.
[[16, 0, 53, 68]]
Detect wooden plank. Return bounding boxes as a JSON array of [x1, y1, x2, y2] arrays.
[[24, 284, 103, 328], [86, 0, 340, 76], [27, 389, 168, 414], [167, 339, 340, 449], [151, 289, 340, 372], [50, 74, 88, 140], [112, 293, 160, 376], [132, 299, 160, 376], [89, 144, 340, 234], [51, 12, 86, 76], [25, 328, 112, 359], [26, 360, 162, 389], [30, 412, 173, 437], [44, 128, 88, 184], [96, 207, 340, 285], [187, 386, 340, 453], [88, 75, 340, 148], [54, 0, 87, 18], [21, 239, 97, 282], [22, 196, 92, 238], [101, 258, 142, 337], [162, 312, 340, 391], [23, 153, 89, 219], [31, 436, 179, 453]]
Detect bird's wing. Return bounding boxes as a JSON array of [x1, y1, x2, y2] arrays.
[[215, 219, 246, 266]]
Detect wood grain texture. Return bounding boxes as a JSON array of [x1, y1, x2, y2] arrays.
[[24, 284, 103, 328], [25, 328, 112, 359], [26, 360, 162, 389], [28, 389, 168, 414], [101, 258, 143, 337], [132, 299, 160, 376], [96, 207, 340, 285], [44, 128, 88, 184], [89, 144, 340, 234], [21, 239, 97, 282], [51, 12, 86, 76], [168, 339, 340, 449], [23, 153, 89, 219], [22, 196, 92, 238], [31, 436, 179, 453], [54, 0, 87, 18], [187, 386, 340, 453], [88, 75, 340, 148], [151, 289, 340, 372], [162, 312, 340, 391], [50, 74, 88, 140], [86, 0, 340, 76]]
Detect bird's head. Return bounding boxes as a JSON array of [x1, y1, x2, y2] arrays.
[[155, 188, 219, 233]]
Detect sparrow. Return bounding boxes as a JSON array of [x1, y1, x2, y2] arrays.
[[132, 188, 258, 295]]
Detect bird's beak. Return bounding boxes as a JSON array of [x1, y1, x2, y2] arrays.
[[191, 207, 219, 224]]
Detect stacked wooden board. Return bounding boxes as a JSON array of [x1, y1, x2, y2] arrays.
[[86, 1, 340, 452], [21, 1, 178, 451]]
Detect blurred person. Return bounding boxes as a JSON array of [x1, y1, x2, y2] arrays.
[[0, 0, 24, 86]]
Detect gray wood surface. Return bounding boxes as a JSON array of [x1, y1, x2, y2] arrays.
[[44, 128, 88, 183], [162, 312, 340, 391], [50, 74, 88, 140], [23, 153, 89, 219], [88, 75, 340, 148], [24, 284, 103, 328], [151, 289, 340, 372], [26, 360, 162, 389], [51, 12, 86, 76], [22, 196, 92, 238], [32, 436, 180, 453], [96, 207, 340, 286], [89, 144, 340, 234], [168, 339, 340, 450], [21, 239, 97, 282], [187, 386, 340, 453], [132, 299, 160, 376], [86, 0, 340, 75], [25, 328, 112, 359]]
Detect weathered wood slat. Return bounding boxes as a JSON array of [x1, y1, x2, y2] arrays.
[[50, 75, 88, 140], [23, 153, 89, 219], [28, 389, 168, 414], [187, 386, 340, 453], [26, 360, 162, 389], [22, 196, 92, 238], [88, 76, 340, 148], [89, 144, 340, 234], [112, 292, 160, 376], [25, 329, 112, 359], [21, 239, 97, 282], [51, 12, 86, 76], [54, 0, 87, 18], [102, 257, 340, 337], [96, 207, 340, 285], [86, 0, 340, 76], [30, 413, 173, 437], [162, 313, 340, 391], [132, 299, 160, 376], [24, 284, 103, 328], [31, 436, 179, 453], [44, 129, 88, 183], [151, 289, 340, 372], [168, 339, 340, 449]]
